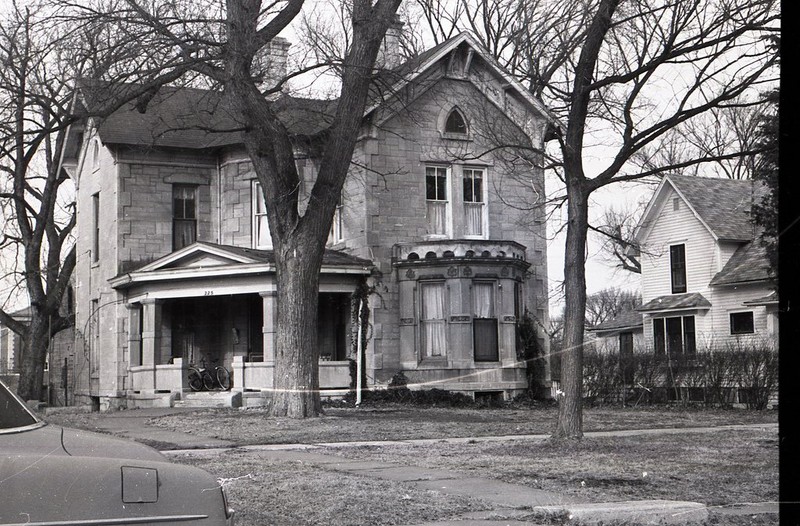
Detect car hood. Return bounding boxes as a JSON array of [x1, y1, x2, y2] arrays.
[[1, 423, 167, 462]]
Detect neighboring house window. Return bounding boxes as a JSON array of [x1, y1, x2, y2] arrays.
[[420, 282, 447, 358], [425, 166, 449, 236], [730, 311, 755, 335], [252, 181, 273, 249], [670, 244, 686, 294], [444, 108, 468, 134], [463, 167, 486, 237], [653, 315, 695, 357], [619, 332, 635, 384], [473, 281, 498, 362], [91, 193, 100, 263], [173, 185, 197, 250]]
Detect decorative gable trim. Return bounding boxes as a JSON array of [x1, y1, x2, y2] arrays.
[[365, 32, 558, 134], [134, 242, 259, 273]]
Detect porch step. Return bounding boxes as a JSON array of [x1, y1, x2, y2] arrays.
[[174, 390, 242, 408]]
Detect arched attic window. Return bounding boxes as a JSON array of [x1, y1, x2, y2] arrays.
[[444, 108, 468, 135]]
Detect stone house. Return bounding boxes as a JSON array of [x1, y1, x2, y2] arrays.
[[60, 32, 555, 409]]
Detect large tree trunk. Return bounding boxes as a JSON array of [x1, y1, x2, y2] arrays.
[[554, 180, 590, 439], [269, 238, 325, 417], [17, 319, 50, 402]]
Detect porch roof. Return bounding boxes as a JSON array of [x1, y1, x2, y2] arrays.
[[589, 309, 643, 335], [637, 292, 711, 314], [110, 242, 373, 290]]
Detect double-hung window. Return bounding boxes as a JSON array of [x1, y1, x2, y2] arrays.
[[252, 181, 272, 249], [463, 167, 485, 237], [473, 282, 498, 362], [420, 282, 447, 358], [172, 185, 197, 250], [91, 193, 100, 263], [425, 166, 449, 236], [653, 315, 695, 357], [670, 244, 687, 293]]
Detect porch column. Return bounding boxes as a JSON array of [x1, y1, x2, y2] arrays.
[[126, 303, 143, 367], [140, 299, 162, 391], [259, 291, 277, 364]]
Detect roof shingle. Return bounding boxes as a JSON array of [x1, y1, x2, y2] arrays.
[[668, 175, 765, 242], [638, 292, 712, 312]]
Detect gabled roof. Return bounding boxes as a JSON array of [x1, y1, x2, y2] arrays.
[[709, 240, 771, 286], [110, 242, 372, 289], [367, 32, 557, 129], [636, 175, 764, 245], [78, 32, 556, 152], [638, 292, 712, 313], [83, 83, 337, 150]]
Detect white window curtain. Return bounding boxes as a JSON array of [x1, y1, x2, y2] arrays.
[[464, 203, 483, 236], [463, 168, 484, 237], [473, 282, 495, 318], [426, 166, 448, 236], [253, 181, 272, 248], [421, 283, 447, 357]]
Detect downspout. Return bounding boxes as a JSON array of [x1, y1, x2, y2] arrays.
[[356, 296, 364, 406], [217, 156, 222, 243]]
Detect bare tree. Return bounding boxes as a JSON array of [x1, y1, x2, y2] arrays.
[[74, 0, 402, 417], [417, 0, 779, 438], [585, 287, 641, 327], [0, 1, 214, 402]]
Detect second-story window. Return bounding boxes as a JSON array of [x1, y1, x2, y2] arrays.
[[463, 167, 485, 237], [173, 185, 196, 250], [91, 192, 100, 263], [670, 244, 686, 294], [252, 181, 273, 249], [425, 165, 449, 237]]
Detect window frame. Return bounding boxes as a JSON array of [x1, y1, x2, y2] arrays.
[[424, 165, 451, 238], [419, 281, 448, 360], [652, 315, 696, 358], [444, 108, 468, 136], [252, 180, 273, 249], [462, 166, 488, 239], [730, 311, 755, 335], [669, 244, 687, 294], [91, 192, 100, 264], [172, 185, 197, 250], [472, 280, 499, 362]]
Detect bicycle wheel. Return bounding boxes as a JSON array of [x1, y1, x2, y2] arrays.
[[216, 366, 231, 390], [188, 368, 203, 391], [202, 370, 215, 391]]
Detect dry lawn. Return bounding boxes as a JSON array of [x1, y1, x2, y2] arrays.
[[48, 404, 778, 525], [144, 404, 777, 446]]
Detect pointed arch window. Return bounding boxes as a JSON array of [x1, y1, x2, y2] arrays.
[[444, 108, 468, 135]]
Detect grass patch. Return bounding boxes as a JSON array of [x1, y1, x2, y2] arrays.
[[173, 449, 492, 526]]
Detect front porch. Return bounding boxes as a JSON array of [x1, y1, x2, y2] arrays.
[[113, 243, 372, 408]]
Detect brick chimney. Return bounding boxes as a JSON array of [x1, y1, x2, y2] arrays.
[[378, 17, 405, 70]]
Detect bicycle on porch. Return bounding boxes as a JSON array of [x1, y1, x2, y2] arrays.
[[187, 357, 231, 392]]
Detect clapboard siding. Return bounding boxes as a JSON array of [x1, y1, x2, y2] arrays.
[[640, 187, 718, 303]]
